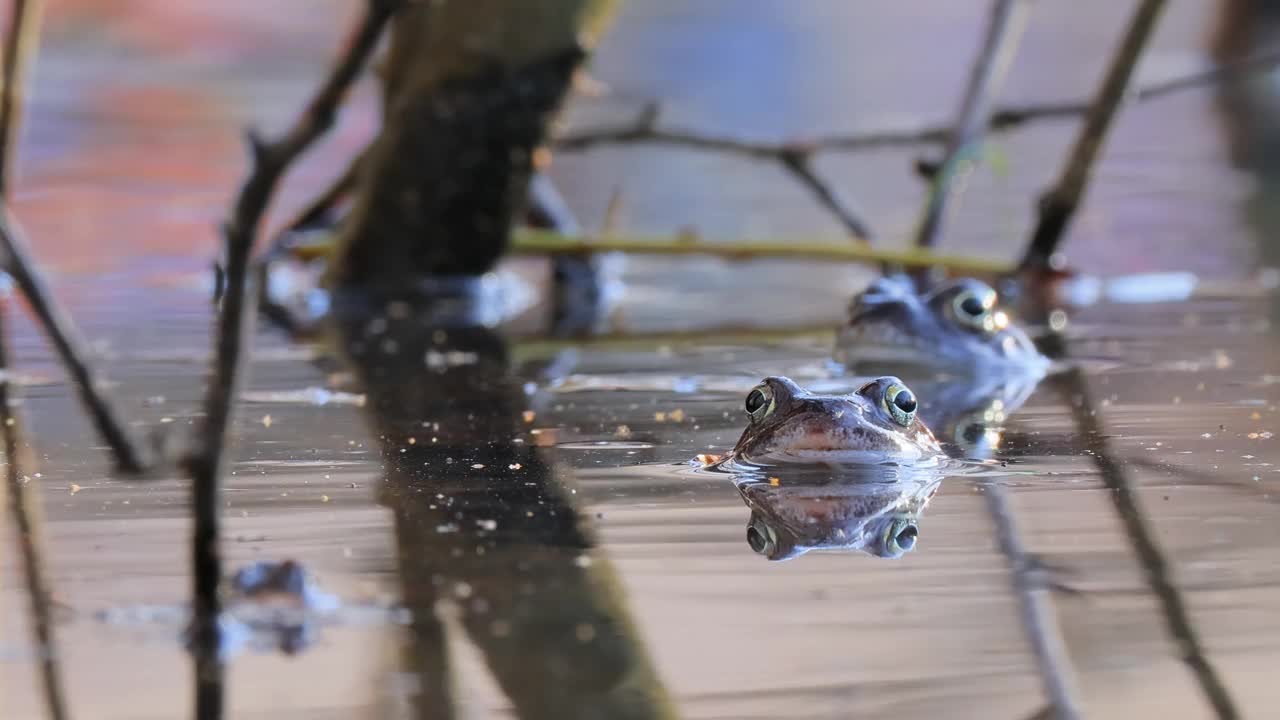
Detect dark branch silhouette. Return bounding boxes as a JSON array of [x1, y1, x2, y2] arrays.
[[183, 2, 399, 718]]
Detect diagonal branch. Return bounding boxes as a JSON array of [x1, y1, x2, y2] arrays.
[[915, 0, 1032, 250], [556, 103, 874, 241], [1019, 0, 1169, 269], [0, 210, 149, 472], [0, 0, 148, 474], [184, 2, 399, 718]]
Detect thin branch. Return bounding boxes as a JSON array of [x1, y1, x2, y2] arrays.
[[0, 304, 68, 720], [554, 45, 1280, 157], [0, 211, 149, 472], [282, 145, 367, 233], [0, 0, 149, 474], [984, 483, 1084, 720], [778, 149, 874, 239], [185, 2, 398, 718], [556, 103, 874, 242], [1019, 0, 1169, 269], [915, 0, 1032, 250], [0, 0, 43, 197]]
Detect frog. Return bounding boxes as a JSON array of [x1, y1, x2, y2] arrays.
[[723, 375, 946, 467], [834, 274, 1048, 376]]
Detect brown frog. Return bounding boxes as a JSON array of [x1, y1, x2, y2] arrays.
[[724, 376, 946, 467]]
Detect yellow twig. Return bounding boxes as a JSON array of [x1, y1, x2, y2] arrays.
[[278, 228, 1014, 275]]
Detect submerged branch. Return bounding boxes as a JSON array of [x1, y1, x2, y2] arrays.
[[186, 2, 398, 717], [914, 0, 1032, 250], [983, 484, 1084, 720], [1019, 0, 1169, 269]]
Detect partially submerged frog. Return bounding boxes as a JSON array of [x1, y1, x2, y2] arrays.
[[723, 375, 946, 467], [736, 469, 941, 561], [835, 275, 1048, 375]]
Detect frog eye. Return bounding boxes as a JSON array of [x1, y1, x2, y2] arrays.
[[746, 514, 777, 556], [950, 287, 997, 332], [882, 516, 919, 558], [745, 384, 775, 422], [882, 383, 917, 427]]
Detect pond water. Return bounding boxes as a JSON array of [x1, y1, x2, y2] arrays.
[[3, 1, 1280, 719]]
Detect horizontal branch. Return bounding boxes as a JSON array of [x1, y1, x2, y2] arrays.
[[276, 227, 1012, 274], [554, 46, 1280, 156]]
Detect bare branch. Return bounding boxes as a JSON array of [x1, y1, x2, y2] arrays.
[[555, 46, 1280, 157], [915, 0, 1032, 250], [282, 145, 367, 234], [0, 211, 149, 472], [778, 149, 874, 240], [556, 103, 874, 242], [185, 2, 399, 717], [1019, 0, 1169, 269], [0, 0, 43, 197]]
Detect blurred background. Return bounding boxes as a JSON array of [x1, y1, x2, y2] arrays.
[[1, 2, 1279, 718]]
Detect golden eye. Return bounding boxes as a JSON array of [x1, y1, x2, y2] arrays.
[[882, 382, 917, 427], [883, 515, 919, 557], [951, 287, 997, 332], [745, 384, 775, 422]]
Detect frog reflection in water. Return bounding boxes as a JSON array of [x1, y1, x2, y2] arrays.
[[835, 275, 1048, 374], [718, 376, 946, 561]]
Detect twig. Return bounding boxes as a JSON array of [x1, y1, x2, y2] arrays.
[[0, 0, 148, 474], [915, 0, 1032, 250], [512, 229, 1006, 272], [0, 211, 148, 472], [0, 0, 43, 197], [282, 145, 367, 233], [555, 103, 874, 241], [1019, 0, 1169, 270], [777, 149, 874, 239], [983, 483, 1084, 720], [0, 304, 68, 720], [555, 45, 1280, 156], [1050, 363, 1239, 719], [185, 2, 398, 717], [273, 228, 1015, 273]]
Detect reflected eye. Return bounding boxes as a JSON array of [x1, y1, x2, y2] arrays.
[[883, 516, 919, 557], [745, 384, 775, 422], [951, 288, 997, 332], [882, 383, 917, 427]]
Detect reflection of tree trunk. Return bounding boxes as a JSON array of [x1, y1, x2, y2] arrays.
[[330, 0, 617, 288], [332, 305, 675, 720]]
